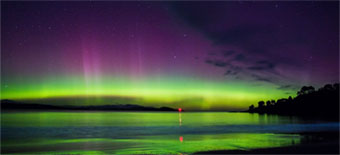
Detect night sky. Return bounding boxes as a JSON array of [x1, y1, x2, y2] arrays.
[[1, 1, 339, 110]]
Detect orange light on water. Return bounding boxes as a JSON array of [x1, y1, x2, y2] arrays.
[[179, 113, 182, 126]]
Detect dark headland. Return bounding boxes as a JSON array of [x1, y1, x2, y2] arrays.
[[0, 99, 176, 111], [196, 83, 340, 154], [246, 83, 339, 121]]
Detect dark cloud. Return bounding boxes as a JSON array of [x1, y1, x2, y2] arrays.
[[171, 2, 339, 87], [205, 59, 228, 67], [256, 77, 273, 83], [205, 58, 242, 76], [278, 85, 291, 89], [248, 66, 267, 71], [256, 60, 275, 67], [224, 70, 238, 76], [277, 84, 300, 90], [171, 2, 282, 81], [170, 3, 274, 54], [277, 85, 293, 90], [248, 60, 276, 71], [252, 74, 273, 83], [215, 62, 227, 67], [222, 50, 235, 57], [205, 59, 213, 64], [233, 54, 246, 62]]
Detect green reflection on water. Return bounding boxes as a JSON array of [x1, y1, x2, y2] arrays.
[[1, 112, 303, 154], [1, 112, 300, 127], [2, 134, 301, 154]]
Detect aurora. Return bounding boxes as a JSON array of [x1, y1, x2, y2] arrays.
[[1, 75, 291, 110], [1, 1, 339, 155], [1, 1, 339, 111]]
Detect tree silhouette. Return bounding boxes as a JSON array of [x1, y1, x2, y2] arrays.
[[288, 96, 292, 101], [258, 101, 265, 108], [333, 83, 339, 90], [248, 83, 339, 121], [249, 105, 254, 111], [271, 100, 276, 105], [297, 86, 315, 96]]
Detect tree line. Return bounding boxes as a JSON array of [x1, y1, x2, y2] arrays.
[[248, 83, 339, 120]]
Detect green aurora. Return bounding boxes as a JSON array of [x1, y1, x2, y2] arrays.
[[1, 75, 293, 111], [2, 1, 338, 111]]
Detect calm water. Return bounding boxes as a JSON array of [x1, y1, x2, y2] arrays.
[[1, 112, 339, 154]]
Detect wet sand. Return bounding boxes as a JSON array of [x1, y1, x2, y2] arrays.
[[194, 131, 339, 154]]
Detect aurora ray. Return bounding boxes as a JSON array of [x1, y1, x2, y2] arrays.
[[1, 1, 338, 111]]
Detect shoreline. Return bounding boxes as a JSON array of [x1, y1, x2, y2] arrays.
[[194, 142, 339, 154], [194, 131, 339, 154]]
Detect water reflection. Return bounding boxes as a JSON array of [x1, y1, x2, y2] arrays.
[[179, 113, 182, 126], [1, 112, 338, 154], [179, 136, 183, 143]]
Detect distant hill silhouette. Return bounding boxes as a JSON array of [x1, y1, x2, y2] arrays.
[[247, 83, 339, 121], [0, 99, 176, 111]]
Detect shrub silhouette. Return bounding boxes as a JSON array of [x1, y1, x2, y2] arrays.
[[248, 83, 339, 121]]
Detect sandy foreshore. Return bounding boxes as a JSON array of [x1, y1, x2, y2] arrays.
[[194, 131, 339, 154]]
